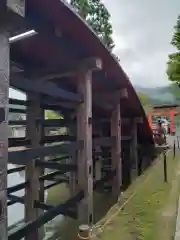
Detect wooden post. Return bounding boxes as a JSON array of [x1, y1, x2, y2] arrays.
[[76, 58, 102, 225], [76, 68, 93, 225], [173, 139, 176, 159], [110, 102, 121, 198], [68, 126, 77, 197], [130, 120, 138, 180], [163, 151, 167, 182], [177, 136, 180, 149], [25, 93, 44, 240], [78, 224, 91, 240], [0, 17, 9, 240]]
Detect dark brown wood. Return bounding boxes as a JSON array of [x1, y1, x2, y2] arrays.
[[8, 142, 83, 165], [11, 76, 83, 102], [111, 101, 122, 198], [35, 160, 77, 172], [93, 137, 115, 147], [76, 68, 93, 225], [173, 140, 176, 159], [25, 93, 43, 240], [130, 120, 138, 180], [163, 152, 167, 182], [8, 191, 84, 240]]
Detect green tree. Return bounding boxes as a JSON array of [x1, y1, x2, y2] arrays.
[[167, 15, 180, 83], [70, 0, 115, 51]]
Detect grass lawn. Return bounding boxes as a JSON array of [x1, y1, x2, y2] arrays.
[[93, 149, 180, 240]]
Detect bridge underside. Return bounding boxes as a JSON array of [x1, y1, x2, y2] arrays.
[[0, 1, 154, 239]]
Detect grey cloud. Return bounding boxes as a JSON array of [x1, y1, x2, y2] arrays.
[[102, 0, 180, 87]]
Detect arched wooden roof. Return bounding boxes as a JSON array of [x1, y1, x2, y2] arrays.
[[10, 0, 153, 144]]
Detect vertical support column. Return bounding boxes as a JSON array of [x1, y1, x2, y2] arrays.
[[130, 120, 138, 180], [69, 125, 77, 197], [111, 102, 121, 198], [77, 69, 93, 225], [0, 23, 9, 240], [25, 93, 44, 240]]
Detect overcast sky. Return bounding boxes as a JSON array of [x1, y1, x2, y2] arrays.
[[102, 0, 180, 87]]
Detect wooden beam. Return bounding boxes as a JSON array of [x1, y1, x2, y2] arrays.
[[22, 57, 102, 82], [18, 71, 76, 82], [35, 160, 77, 172], [25, 93, 43, 240], [119, 88, 128, 98], [134, 117, 144, 124], [93, 137, 115, 147], [92, 117, 143, 125], [10, 76, 83, 102], [79, 57, 102, 71], [130, 120, 138, 180], [76, 68, 93, 225], [93, 88, 128, 105], [111, 100, 122, 198], [8, 191, 84, 240], [8, 142, 83, 165]]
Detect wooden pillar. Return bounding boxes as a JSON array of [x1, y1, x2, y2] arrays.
[[76, 58, 102, 225], [69, 125, 77, 197], [130, 120, 138, 180], [111, 102, 121, 198], [0, 19, 9, 240], [77, 68, 93, 225], [25, 93, 44, 240]]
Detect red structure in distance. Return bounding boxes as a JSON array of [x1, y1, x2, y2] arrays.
[[148, 104, 180, 134]]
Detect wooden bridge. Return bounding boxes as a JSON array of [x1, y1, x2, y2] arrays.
[[0, 0, 154, 239]]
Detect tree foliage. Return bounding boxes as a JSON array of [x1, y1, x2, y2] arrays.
[[167, 15, 180, 83], [70, 0, 115, 51]]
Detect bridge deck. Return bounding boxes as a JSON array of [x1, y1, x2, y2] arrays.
[[0, 0, 154, 239]]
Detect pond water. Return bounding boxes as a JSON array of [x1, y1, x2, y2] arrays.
[[8, 161, 116, 240], [8, 164, 62, 239]]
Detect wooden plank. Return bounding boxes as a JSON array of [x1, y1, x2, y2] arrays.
[[9, 108, 26, 114], [111, 101, 122, 198], [8, 191, 84, 240], [41, 135, 76, 144], [40, 119, 74, 127], [10, 76, 83, 102], [8, 142, 83, 165], [8, 120, 26, 125], [7, 182, 27, 194], [8, 138, 29, 147], [76, 68, 93, 225], [9, 98, 27, 106], [7, 166, 25, 174], [130, 120, 138, 180], [39, 171, 69, 181], [35, 160, 77, 172], [93, 137, 115, 147]]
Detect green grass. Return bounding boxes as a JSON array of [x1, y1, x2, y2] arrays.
[[93, 150, 180, 240]]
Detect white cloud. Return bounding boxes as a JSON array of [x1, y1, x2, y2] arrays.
[[102, 0, 180, 87]]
